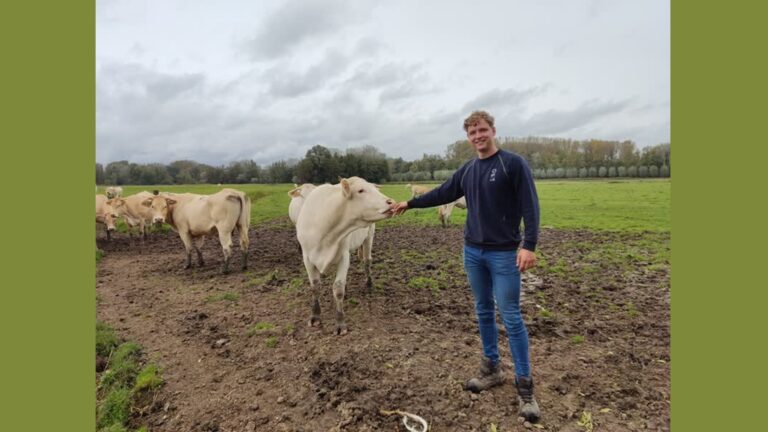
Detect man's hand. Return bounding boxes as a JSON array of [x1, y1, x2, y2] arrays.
[[517, 249, 537, 272], [390, 201, 409, 216]]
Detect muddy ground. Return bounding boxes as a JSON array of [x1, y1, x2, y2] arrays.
[[96, 220, 670, 432]]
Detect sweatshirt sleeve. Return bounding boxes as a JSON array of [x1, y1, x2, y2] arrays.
[[407, 163, 467, 209], [514, 157, 540, 251]]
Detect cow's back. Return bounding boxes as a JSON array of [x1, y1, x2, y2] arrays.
[[121, 191, 154, 223], [171, 189, 246, 236]]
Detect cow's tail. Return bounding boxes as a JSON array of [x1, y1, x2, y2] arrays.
[[236, 192, 251, 250], [228, 191, 251, 270]]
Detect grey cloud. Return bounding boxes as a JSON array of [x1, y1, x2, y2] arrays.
[[244, 0, 375, 61], [265, 50, 351, 98], [345, 62, 422, 89], [99, 63, 205, 102], [461, 86, 550, 114], [514, 99, 632, 136]]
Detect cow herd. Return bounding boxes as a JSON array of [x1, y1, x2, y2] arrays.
[[95, 187, 251, 273], [96, 177, 403, 335]]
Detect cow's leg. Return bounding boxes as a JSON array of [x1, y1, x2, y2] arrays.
[[106, 225, 112, 241], [194, 236, 205, 267], [217, 229, 234, 274], [178, 231, 194, 269], [303, 256, 322, 328], [362, 229, 375, 291], [140, 219, 148, 240], [333, 251, 351, 335], [238, 226, 249, 270]]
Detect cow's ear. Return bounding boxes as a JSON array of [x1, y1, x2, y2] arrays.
[[340, 178, 351, 198], [288, 187, 301, 198], [141, 198, 153, 207], [165, 198, 177, 205]]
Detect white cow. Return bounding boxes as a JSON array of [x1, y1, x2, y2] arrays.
[[142, 188, 251, 273], [287, 183, 317, 225], [96, 194, 125, 241], [289, 182, 377, 288], [296, 177, 394, 335], [438, 196, 467, 227], [105, 186, 123, 199]]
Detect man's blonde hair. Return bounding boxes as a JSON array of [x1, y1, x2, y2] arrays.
[[463, 110, 495, 131]]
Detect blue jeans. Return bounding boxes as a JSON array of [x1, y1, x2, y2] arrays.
[[463, 245, 531, 378]]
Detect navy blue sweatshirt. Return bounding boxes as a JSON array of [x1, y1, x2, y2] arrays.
[[408, 149, 540, 251]]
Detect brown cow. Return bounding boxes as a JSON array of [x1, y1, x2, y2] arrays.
[[405, 183, 432, 199], [142, 189, 251, 273], [117, 191, 155, 241]]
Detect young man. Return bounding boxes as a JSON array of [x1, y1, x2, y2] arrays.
[[390, 111, 541, 422]]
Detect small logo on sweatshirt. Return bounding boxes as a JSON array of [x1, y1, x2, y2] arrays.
[[490, 168, 497, 182]]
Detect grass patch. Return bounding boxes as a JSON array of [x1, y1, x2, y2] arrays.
[[538, 308, 554, 319], [246, 322, 275, 336], [96, 321, 119, 358], [205, 292, 239, 303], [249, 269, 280, 287], [97, 386, 132, 429], [281, 277, 304, 294], [408, 276, 440, 296], [100, 342, 141, 390], [96, 249, 104, 263], [134, 364, 163, 392], [265, 336, 279, 348], [96, 323, 163, 432], [571, 335, 585, 344], [625, 301, 640, 317]]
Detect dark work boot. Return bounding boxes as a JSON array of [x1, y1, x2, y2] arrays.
[[515, 376, 541, 422], [465, 357, 505, 393]]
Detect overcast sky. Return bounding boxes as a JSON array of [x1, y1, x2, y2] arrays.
[[96, 0, 669, 166]]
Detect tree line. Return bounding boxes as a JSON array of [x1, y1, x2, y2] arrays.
[[97, 138, 670, 185]]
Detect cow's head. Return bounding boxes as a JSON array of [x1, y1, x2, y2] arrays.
[[339, 176, 394, 223], [142, 195, 177, 224], [100, 203, 120, 232], [106, 197, 126, 215]]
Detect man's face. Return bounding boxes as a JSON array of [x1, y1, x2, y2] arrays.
[[466, 119, 496, 153]]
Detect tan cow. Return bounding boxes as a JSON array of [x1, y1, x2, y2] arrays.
[[105, 186, 123, 199], [116, 191, 156, 241], [405, 183, 432, 199], [438, 196, 467, 227], [142, 189, 251, 273], [296, 177, 394, 335], [95, 194, 125, 241]]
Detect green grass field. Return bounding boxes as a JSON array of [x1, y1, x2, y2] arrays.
[[102, 178, 670, 232]]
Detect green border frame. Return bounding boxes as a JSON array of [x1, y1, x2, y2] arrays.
[[672, 1, 764, 431], [4, 1, 765, 430], [2, 1, 93, 430]]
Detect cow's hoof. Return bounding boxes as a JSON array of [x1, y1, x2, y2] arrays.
[[366, 279, 373, 291], [335, 323, 348, 335], [308, 316, 321, 327]]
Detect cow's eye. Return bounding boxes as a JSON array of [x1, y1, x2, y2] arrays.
[[358, 189, 365, 193]]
